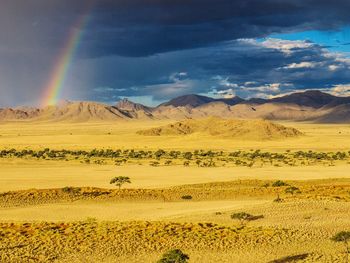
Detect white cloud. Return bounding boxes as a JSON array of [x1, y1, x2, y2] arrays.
[[214, 88, 236, 98], [93, 86, 127, 92], [284, 62, 318, 69], [169, 72, 188, 82], [327, 85, 350, 97], [328, 65, 339, 71], [260, 38, 315, 55]]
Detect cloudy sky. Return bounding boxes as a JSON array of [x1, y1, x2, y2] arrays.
[[1, 0, 350, 107]]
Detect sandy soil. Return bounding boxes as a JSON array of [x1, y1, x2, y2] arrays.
[[0, 160, 350, 192], [0, 199, 269, 222]]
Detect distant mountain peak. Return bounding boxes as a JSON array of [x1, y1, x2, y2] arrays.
[[271, 89, 349, 108], [160, 94, 246, 107], [159, 94, 216, 108], [215, 96, 245, 105], [115, 98, 150, 111]]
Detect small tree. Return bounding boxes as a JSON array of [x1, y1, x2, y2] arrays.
[[231, 212, 263, 226], [273, 194, 283, 203], [157, 249, 189, 263], [285, 186, 300, 195], [110, 176, 131, 190], [181, 195, 193, 200], [331, 231, 350, 263]]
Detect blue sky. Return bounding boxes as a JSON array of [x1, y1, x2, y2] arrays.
[[1, 0, 350, 107], [271, 26, 350, 54]]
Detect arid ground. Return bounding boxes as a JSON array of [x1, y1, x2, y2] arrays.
[[0, 120, 350, 262]]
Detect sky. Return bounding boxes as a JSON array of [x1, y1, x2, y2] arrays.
[[1, 0, 350, 107]]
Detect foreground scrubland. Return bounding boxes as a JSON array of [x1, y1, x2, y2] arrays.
[[1, 179, 350, 262]]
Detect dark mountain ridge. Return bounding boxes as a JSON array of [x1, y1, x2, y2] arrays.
[[161, 90, 350, 108]]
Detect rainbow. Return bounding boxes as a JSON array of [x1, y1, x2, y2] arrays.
[[41, 9, 91, 107]]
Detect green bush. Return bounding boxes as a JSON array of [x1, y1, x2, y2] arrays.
[[285, 186, 301, 195], [331, 231, 350, 262], [157, 249, 189, 263]]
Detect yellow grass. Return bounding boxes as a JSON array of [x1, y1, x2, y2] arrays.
[[0, 200, 269, 222]]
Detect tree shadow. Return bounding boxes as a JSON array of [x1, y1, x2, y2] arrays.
[[268, 253, 309, 263]]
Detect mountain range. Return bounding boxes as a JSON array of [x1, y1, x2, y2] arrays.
[[1, 90, 350, 123]]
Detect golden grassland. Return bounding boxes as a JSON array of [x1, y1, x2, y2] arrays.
[[1, 160, 350, 192], [0, 220, 316, 263], [0, 121, 350, 262], [0, 120, 350, 151]]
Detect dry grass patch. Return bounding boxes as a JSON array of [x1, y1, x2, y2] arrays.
[[0, 220, 347, 262], [0, 221, 317, 263], [1, 179, 350, 208]]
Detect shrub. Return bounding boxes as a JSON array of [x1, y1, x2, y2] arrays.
[[157, 249, 189, 263], [272, 180, 289, 187], [181, 195, 193, 200], [165, 160, 172, 166], [150, 161, 160, 167], [331, 231, 350, 262], [183, 152, 193, 160], [285, 186, 301, 195]]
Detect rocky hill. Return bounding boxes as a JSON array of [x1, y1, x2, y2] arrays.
[[137, 117, 303, 140]]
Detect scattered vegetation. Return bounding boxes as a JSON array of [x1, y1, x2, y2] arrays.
[[0, 148, 350, 168]]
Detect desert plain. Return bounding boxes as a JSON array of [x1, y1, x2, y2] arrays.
[[0, 119, 350, 262]]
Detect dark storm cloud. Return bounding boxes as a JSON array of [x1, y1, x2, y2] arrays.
[[85, 0, 350, 57], [1, 0, 350, 106], [87, 39, 350, 102], [2, 0, 350, 57]]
